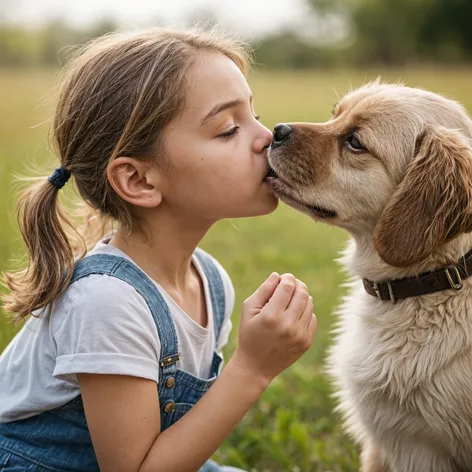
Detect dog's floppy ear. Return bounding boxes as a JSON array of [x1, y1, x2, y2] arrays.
[[374, 125, 472, 267]]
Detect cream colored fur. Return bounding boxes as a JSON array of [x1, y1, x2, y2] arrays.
[[268, 82, 472, 471]]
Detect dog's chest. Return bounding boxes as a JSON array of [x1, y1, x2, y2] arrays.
[[334, 286, 471, 389], [330, 285, 472, 451]]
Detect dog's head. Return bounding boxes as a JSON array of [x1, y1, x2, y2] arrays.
[[267, 81, 472, 268]]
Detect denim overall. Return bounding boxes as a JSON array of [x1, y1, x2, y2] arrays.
[[0, 251, 243, 472]]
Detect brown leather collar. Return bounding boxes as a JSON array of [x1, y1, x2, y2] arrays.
[[363, 248, 472, 304]]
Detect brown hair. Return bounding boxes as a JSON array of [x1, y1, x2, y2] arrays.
[[3, 27, 252, 322]]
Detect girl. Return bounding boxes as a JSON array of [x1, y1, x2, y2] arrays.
[[0, 28, 317, 472]]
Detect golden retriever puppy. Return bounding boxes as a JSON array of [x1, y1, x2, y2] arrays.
[[266, 81, 472, 472]]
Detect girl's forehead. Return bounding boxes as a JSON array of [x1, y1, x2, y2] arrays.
[[183, 53, 251, 117]]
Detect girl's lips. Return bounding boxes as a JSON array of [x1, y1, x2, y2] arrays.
[[263, 165, 290, 187], [262, 165, 278, 183]]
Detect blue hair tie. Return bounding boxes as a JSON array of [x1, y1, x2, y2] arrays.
[[48, 167, 71, 189]]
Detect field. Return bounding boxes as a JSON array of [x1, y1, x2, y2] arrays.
[[2, 67, 472, 471]]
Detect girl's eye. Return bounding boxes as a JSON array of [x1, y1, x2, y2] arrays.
[[218, 126, 240, 140], [217, 115, 259, 140], [346, 134, 366, 152]]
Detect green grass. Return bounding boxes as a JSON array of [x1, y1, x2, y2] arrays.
[[2, 66, 472, 471]]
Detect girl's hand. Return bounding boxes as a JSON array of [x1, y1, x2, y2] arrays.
[[231, 272, 317, 384]]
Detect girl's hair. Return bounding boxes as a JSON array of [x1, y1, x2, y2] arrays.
[[2, 27, 252, 322]]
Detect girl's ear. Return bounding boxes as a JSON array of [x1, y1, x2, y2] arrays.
[[107, 157, 162, 208], [374, 125, 472, 267]]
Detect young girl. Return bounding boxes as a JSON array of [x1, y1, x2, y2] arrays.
[[0, 28, 317, 472]]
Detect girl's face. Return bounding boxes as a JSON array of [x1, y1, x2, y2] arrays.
[[159, 52, 278, 220]]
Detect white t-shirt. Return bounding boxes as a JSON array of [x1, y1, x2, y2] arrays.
[[0, 239, 235, 422]]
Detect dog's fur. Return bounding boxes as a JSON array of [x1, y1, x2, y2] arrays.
[[267, 81, 472, 471]]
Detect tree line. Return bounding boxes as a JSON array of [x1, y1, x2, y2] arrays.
[[1, 0, 471, 68]]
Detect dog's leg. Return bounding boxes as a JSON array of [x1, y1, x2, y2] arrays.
[[361, 440, 391, 472]]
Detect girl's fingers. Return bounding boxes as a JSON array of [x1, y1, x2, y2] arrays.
[[307, 313, 318, 340], [285, 279, 310, 321], [264, 273, 297, 315], [246, 272, 281, 312]]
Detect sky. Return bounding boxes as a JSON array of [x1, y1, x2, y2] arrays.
[[3, 0, 310, 38]]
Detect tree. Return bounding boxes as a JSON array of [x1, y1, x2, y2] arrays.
[[306, 0, 472, 64]]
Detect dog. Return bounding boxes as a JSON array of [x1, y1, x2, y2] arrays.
[[266, 80, 472, 472]]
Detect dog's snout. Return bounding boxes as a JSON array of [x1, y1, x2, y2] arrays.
[[272, 124, 292, 147]]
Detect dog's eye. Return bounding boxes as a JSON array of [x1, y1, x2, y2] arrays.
[[346, 134, 366, 151]]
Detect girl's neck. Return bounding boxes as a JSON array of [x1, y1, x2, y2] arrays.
[[109, 215, 214, 293]]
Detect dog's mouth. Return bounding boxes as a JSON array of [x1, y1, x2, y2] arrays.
[[264, 165, 337, 219]]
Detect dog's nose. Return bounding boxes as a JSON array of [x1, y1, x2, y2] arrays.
[[273, 124, 292, 145]]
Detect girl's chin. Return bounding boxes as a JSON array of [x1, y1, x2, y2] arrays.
[[266, 195, 279, 213], [249, 194, 279, 217], [220, 194, 279, 219]]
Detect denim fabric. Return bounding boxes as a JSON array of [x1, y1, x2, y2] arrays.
[[0, 250, 243, 471], [201, 459, 246, 472]]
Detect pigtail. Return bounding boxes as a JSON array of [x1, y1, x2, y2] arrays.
[[2, 177, 85, 322]]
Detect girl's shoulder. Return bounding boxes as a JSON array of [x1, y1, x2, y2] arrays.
[[51, 271, 156, 336], [49, 271, 161, 384]]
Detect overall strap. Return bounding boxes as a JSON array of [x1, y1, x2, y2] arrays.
[[72, 254, 180, 368], [193, 249, 227, 344]]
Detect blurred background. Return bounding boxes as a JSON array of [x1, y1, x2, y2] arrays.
[[1, 0, 472, 470]]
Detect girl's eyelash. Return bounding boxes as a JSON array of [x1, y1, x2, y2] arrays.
[[218, 126, 240, 140], [217, 115, 260, 140]]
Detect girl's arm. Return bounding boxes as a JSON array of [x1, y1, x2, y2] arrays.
[[79, 359, 267, 472], [79, 273, 317, 472]]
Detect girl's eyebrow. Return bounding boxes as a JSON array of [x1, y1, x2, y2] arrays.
[[201, 94, 253, 126]]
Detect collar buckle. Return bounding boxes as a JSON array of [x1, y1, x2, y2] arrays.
[[372, 280, 396, 303], [445, 266, 463, 290], [386, 280, 396, 304], [372, 281, 381, 298]]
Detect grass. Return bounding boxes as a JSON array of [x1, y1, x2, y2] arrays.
[[2, 66, 472, 471]]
